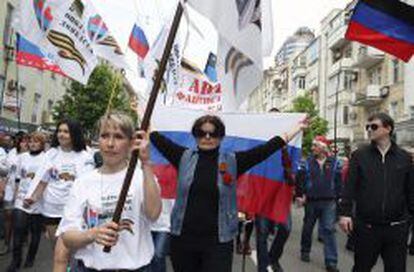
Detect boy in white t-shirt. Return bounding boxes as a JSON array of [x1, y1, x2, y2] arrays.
[[57, 112, 161, 271]]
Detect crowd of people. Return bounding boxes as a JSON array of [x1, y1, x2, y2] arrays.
[[0, 111, 413, 272]]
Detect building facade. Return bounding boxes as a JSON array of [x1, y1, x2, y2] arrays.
[[0, 0, 69, 132]]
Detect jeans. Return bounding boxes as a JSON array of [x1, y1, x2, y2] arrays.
[[11, 209, 42, 266], [149, 231, 170, 272], [255, 216, 292, 272], [300, 201, 338, 267]]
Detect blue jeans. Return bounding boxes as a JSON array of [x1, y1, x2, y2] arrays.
[[149, 231, 170, 272], [255, 216, 292, 272], [300, 201, 338, 267]]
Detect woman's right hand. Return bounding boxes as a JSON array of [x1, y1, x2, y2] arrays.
[[90, 222, 120, 247]]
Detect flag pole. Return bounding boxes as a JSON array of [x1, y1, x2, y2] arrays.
[[104, 1, 185, 253]]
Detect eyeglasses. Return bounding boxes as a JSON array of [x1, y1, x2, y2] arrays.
[[365, 124, 380, 131], [194, 129, 221, 138]]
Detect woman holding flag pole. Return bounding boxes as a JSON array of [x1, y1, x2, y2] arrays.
[[56, 112, 161, 272], [150, 114, 308, 272]]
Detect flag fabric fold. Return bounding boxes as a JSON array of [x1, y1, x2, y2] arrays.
[[151, 106, 304, 223], [16, 34, 65, 76], [346, 0, 414, 62]]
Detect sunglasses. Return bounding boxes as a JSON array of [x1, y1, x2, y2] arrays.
[[194, 129, 221, 138], [365, 124, 380, 131]]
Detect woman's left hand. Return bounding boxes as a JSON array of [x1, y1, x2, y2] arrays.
[[133, 130, 151, 163]]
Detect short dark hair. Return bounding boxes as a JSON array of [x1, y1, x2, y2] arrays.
[[191, 115, 225, 138], [367, 112, 394, 135], [269, 107, 280, 113], [51, 118, 86, 152]]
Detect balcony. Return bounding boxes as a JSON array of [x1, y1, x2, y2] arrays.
[[328, 23, 348, 49], [329, 58, 353, 77], [353, 46, 385, 69], [351, 84, 388, 106], [292, 65, 306, 79]]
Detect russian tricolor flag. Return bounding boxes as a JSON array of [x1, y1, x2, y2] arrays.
[[128, 24, 150, 59], [150, 106, 305, 223], [346, 0, 414, 62], [16, 34, 65, 76]]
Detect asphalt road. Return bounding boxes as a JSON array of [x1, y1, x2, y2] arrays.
[[1, 207, 413, 271]]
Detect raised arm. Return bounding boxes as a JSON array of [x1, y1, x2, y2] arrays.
[[236, 119, 308, 176], [236, 136, 286, 176], [150, 131, 186, 169], [136, 131, 161, 222]]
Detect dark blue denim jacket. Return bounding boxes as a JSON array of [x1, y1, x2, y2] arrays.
[[298, 156, 342, 200], [170, 149, 238, 242]]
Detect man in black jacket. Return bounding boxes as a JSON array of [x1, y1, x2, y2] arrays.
[[339, 112, 414, 272]]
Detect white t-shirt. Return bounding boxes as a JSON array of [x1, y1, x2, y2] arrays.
[[14, 152, 46, 214], [151, 199, 174, 232], [56, 167, 154, 270], [0, 147, 8, 177], [39, 147, 95, 218], [4, 148, 18, 202]]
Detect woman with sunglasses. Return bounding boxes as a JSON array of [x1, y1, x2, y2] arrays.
[[150, 114, 307, 272]]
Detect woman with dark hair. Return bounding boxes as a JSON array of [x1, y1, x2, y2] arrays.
[[150, 114, 307, 272], [6, 132, 47, 271], [1, 132, 29, 255], [25, 118, 94, 272]]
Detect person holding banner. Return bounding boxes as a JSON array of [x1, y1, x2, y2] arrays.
[[56, 112, 161, 272], [150, 114, 307, 272]]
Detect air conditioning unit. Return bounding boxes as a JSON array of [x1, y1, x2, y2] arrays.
[[366, 85, 381, 97]]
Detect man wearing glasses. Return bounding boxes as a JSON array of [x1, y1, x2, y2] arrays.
[[339, 112, 414, 272]]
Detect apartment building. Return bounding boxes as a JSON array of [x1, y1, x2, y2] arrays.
[[248, 0, 414, 149], [0, 0, 68, 132]]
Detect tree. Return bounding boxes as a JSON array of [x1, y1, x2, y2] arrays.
[[289, 94, 328, 156], [52, 64, 137, 137]]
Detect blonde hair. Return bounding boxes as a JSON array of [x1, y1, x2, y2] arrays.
[[97, 112, 135, 139]]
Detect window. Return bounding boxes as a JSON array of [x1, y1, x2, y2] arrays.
[[299, 56, 307, 67], [48, 99, 54, 111], [3, 3, 15, 46], [389, 101, 398, 119], [368, 67, 382, 85], [344, 46, 352, 58], [344, 71, 354, 90], [410, 106, 414, 119], [31, 93, 42, 123], [393, 59, 399, 83], [343, 106, 349, 125], [298, 77, 306, 89]]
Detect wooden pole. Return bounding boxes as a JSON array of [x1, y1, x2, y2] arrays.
[[103, 1, 184, 253]]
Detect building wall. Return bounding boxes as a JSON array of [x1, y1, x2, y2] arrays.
[[0, 0, 68, 131]]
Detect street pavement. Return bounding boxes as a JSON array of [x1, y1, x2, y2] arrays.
[[1, 207, 413, 271]]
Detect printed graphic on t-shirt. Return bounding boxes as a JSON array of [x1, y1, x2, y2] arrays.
[[83, 194, 135, 235], [45, 164, 76, 182]]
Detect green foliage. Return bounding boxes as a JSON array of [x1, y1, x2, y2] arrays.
[[289, 94, 328, 156], [52, 65, 137, 138]]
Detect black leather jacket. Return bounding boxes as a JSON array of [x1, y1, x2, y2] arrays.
[[339, 142, 414, 224]]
